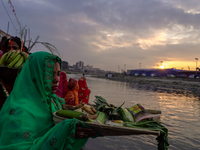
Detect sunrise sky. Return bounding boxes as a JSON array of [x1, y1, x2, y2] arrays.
[[1, 0, 200, 71]]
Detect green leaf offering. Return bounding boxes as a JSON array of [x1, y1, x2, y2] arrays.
[[125, 119, 169, 150]]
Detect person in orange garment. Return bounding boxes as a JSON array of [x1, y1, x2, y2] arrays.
[[64, 78, 79, 106], [78, 76, 91, 104]]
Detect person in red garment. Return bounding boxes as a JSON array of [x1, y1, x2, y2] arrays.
[[64, 78, 80, 106], [78, 76, 91, 104], [55, 72, 69, 99]]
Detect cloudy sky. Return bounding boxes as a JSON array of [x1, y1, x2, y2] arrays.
[[1, 0, 200, 71]]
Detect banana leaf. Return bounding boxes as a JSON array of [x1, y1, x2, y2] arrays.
[[93, 96, 125, 120]]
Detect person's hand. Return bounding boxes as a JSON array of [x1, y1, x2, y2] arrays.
[[75, 127, 96, 139], [62, 104, 74, 110], [73, 103, 84, 109]]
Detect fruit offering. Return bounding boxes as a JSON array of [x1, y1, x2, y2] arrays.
[[0, 50, 28, 69]]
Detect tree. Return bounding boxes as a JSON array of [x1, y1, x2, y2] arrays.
[[61, 61, 69, 70]]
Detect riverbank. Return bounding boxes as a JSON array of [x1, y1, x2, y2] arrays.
[[92, 75, 200, 97]]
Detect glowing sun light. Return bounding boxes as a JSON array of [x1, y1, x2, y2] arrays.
[[160, 66, 164, 69]]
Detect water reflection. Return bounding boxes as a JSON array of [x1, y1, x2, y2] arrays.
[[66, 74, 200, 150]]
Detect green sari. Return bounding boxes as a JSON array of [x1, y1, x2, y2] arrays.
[[0, 51, 88, 150]]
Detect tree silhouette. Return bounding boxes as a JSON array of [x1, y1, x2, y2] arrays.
[[61, 61, 69, 70]]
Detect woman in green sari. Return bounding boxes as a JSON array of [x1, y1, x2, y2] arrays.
[[0, 51, 94, 150]]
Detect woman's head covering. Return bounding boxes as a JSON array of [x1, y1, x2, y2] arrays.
[[78, 77, 88, 89], [67, 78, 79, 91], [56, 72, 68, 98], [1, 51, 63, 113], [1, 36, 27, 53], [78, 77, 90, 104]]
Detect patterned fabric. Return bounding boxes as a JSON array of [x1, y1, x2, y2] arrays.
[[78, 77, 90, 104], [56, 72, 68, 98], [0, 51, 88, 150], [64, 78, 79, 106]]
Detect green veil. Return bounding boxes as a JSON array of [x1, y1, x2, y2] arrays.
[[0, 51, 88, 150]]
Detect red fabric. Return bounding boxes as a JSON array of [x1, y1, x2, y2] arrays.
[[0, 50, 3, 58], [55, 72, 68, 98], [78, 77, 90, 104], [0, 80, 14, 110], [64, 78, 79, 106]]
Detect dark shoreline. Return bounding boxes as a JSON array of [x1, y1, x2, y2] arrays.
[[91, 75, 200, 97]]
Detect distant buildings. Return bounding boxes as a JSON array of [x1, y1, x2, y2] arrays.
[[74, 61, 83, 70], [92, 68, 105, 74], [69, 61, 107, 74], [127, 68, 181, 77], [127, 68, 200, 78], [84, 64, 93, 71]]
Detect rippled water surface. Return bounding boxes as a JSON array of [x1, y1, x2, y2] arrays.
[[67, 74, 200, 150]]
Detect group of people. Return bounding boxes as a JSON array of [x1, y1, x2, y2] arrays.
[[0, 36, 95, 149], [56, 72, 91, 106]]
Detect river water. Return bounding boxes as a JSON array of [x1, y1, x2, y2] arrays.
[[67, 74, 200, 150]]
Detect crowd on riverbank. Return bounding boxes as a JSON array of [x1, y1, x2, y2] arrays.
[[92, 74, 200, 97]]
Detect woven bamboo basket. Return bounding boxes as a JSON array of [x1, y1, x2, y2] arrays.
[[53, 111, 160, 136], [0, 66, 21, 83], [0, 66, 21, 109]]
